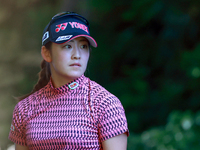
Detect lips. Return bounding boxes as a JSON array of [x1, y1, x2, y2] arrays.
[[69, 63, 81, 67]]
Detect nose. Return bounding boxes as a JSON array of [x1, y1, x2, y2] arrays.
[[72, 47, 81, 60]]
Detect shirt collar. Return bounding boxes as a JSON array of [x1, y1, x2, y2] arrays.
[[46, 75, 87, 96]]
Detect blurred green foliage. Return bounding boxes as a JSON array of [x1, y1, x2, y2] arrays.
[[86, 0, 200, 149], [127, 110, 200, 150], [87, 0, 200, 132]]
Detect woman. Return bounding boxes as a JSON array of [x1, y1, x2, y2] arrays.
[[9, 12, 129, 150]]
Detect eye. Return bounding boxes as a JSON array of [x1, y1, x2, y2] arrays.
[[81, 44, 88, 49], [64, 45, 72, 49]]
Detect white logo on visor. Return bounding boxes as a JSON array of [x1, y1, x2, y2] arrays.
[[56, 35, 73, 42], [42, 31, 49, 43]]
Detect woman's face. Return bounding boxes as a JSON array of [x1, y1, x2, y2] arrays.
[[49, 37, 90, 87]]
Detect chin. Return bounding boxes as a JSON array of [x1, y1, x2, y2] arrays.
[[66, 70, 85, 79], [68, 73, 83, 79]]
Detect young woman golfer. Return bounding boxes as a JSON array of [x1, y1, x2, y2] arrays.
[[9, 12, 129, 150]]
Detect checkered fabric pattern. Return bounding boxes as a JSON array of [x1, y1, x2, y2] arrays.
[[9, 75, 129, 150]]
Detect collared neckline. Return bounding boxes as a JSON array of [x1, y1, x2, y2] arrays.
[[46, 75, 87, 96]]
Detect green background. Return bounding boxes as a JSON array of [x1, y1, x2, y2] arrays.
[[1, 0, 200, 149]]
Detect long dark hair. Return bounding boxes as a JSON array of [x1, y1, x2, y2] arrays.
[[17, 42, 52, 101]]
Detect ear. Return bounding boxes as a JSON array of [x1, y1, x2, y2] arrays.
[[41, 46, 52, 63]]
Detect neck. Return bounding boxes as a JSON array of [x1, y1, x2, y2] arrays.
[[50, 75, 78, 88]]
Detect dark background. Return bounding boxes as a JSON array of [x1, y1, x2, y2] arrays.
[[1, 0, 200, 149]]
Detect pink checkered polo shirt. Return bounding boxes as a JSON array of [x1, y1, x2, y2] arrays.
[[9, 75, 129, 149]]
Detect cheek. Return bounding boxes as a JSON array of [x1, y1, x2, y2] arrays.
[[87, 53, 90, 60], [85, 55, 90, 64], [86, 52, 90, 60], [54, 53, 68, 62], [51, 54, 67, 69], [82, 53, 90, 68]]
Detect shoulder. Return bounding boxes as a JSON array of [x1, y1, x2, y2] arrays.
[[89, 79, 121, 107], [89, 80, 129, 141], [14, 84, 47, 115], [90, 80, 115, 97]]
